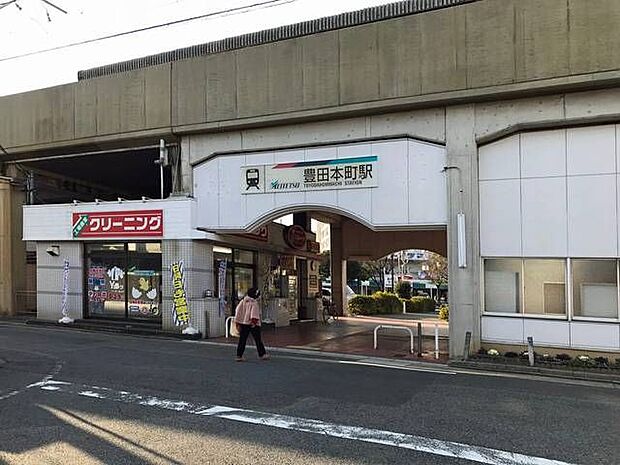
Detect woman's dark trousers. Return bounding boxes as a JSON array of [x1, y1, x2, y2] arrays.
[[237, 324, 266, 357]]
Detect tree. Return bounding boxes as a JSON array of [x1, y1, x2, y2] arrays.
[[395, 280, 412, 299], [319, 251, 330, 280], [426, 252, 448, 300], [360, 256, 391, 292]]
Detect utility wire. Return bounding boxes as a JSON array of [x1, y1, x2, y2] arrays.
[[0, 0, 296, 62], [0, 1, 17, 10]]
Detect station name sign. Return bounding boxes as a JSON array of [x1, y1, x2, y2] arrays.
[[72, 210, 164, 238], [241, 156, 378, 194]]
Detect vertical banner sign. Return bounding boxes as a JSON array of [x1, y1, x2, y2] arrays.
[[218, 259, 228, 317], [61, 258, 70, 316], [170, 261, 190, 326]]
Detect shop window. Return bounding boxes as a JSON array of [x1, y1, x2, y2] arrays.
[[127, 244, 162, 320], [235, 267, 254, 300], [572, 259, 618, 319], [85, 242, 161, 321], [483, 259, 521, 313], [234, 249, 255, 265], [86, 247, 127, 319], [524, 259, 566, 315]]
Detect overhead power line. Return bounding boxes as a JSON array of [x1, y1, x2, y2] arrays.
[[0, 0, 296, 63]]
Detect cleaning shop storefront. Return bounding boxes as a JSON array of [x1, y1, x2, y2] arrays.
[[23, 196, 322, 337]]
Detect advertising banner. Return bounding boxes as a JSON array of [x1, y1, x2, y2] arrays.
[[170, 261, 190, 326], [218, 259, 227, 317], [72, 210, 163, 238], [58, 258, 74, 324], [61, 258, 69, 316], [241, 156, 378, 194]]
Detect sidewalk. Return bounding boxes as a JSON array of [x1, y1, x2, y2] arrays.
[[213, 316, 450, 363]]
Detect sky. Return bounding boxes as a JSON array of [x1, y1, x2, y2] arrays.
[[0, 0, 394, 96]]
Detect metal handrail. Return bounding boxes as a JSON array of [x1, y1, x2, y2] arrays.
[[373, 324, 415, 354], [225, 316, 235, 338]]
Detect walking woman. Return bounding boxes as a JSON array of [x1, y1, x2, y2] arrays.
[[234, 287, 269, 361]]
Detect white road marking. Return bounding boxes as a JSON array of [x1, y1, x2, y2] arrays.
[[36, 379, 576, 465], [0, 360, 64, 400], [337, 359, 457, 374]]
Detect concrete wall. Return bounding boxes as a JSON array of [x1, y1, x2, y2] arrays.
[[36, 241, 83, 321], [162, 240, 215, 336], [3, 0, 620, 153], [0, 178, 13, 315]]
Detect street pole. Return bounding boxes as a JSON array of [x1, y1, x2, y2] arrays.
[[155, 139, 168, 200], [390, 254, 395, 293]]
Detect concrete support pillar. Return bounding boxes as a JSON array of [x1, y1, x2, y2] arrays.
[[445, 105, 480, 358], [162, 240, 215, 336], [330, 224, 347, 315], [0, 177, 13, 315], [293, 212, 311, 230], [180, 137, 193, 195]]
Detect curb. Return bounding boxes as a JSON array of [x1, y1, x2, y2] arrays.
[[449, 360, 620, 384], [22, 319, 202, 341], [185, 338, 450, 367]]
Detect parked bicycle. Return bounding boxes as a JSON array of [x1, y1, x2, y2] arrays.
[[321, 300, 339, 323]]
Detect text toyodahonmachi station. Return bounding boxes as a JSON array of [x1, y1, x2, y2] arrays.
[[3, 0, 620, 357]]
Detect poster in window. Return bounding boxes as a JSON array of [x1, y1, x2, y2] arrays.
[[128, 270, 160, 317]]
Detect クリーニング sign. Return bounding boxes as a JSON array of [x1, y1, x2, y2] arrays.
[[241, 156, 378, 194], [72, 210, 163, 238]]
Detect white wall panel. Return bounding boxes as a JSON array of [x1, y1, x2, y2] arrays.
[[273, 150, 303, 209], [24, 198, 205, 241], [303, 146, 339, 210], [481, 316, 524, 344], [520, 130, 566, 178], [193, 138, 447, 231], [409, 141, 448, 224], [479, 180, 521, 256], [521, 177, 567, 256], [245, 151, 277, 223], [218, 155, 246, 228], [339, 143, 373, 224], [570, 322, 619, 350], [567, 125, 616, 176], [568, 174, 617, 257], [523, 319, 570, 346], [195, 157, 219, 231], [478, 135, 520, 180]]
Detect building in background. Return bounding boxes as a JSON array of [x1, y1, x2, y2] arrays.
[[2, 0, 620, 357]]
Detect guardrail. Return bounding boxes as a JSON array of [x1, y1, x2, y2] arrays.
[[374, 323, 442, 359], [225, 316, 235, 338], [374, 325, 415, 354]]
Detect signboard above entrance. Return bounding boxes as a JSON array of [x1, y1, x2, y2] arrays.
[[72, 210, 164, 238], [241, 156, 378, 194]]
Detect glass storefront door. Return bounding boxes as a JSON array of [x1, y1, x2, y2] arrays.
[[85, 242, 161, 321], [234, 267, 254, 302], [214, 246, 256, 314], [127, 243, 162, 320], [86, 244, 126, 318]]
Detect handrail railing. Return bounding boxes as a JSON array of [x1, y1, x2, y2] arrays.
[[373, 324, 415, 354], [225, 316, 235, 338]]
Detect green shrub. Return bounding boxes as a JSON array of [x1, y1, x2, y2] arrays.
[[410, 296, 435, 313], [395, 280, 412, 299], [372, 292, 402, 314], [438, 305, 449, 321], [348, 295, 377, 315]]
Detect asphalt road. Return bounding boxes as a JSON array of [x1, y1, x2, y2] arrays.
[[0, 323, 618, 465]]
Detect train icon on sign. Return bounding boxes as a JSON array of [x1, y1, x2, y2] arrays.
[[246, 168, 261, 190]]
